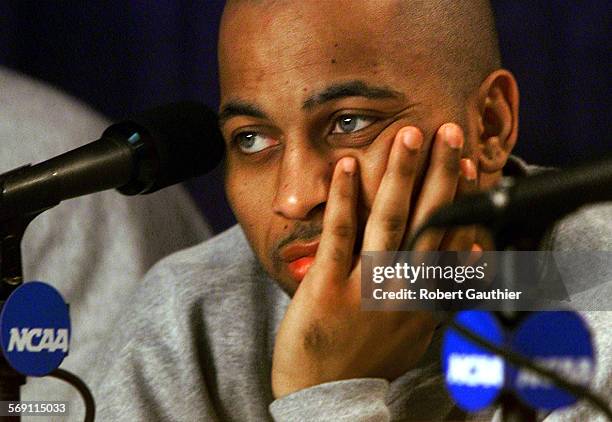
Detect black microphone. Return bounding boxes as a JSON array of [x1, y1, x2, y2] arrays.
[[0, 102, 225, 220], [422, 155, 612, 232]]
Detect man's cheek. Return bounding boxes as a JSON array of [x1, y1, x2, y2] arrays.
[[356, 118, 423, 208], [230, 198, 277, 278], [226, 176, 269, 243]]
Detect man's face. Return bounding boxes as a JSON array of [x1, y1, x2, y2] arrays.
[[219, 0, 473, 295]]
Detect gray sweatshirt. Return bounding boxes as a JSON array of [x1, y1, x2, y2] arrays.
[[93, 161, 612, 422]]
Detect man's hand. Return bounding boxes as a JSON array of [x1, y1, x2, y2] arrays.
[[271, 123, 477, 398]]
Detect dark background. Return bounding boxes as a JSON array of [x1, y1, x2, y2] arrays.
[[1, 1, 610, 233]]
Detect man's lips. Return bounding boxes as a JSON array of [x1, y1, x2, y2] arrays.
[[280, 239, 319, 282], [287, 256, 315, 282]]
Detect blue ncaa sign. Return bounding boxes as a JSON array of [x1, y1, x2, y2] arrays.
[[442, 310, 505, 412], [509, 311, 594, 411], [0, 281, 71, 376]]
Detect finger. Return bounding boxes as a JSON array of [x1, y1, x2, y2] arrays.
[[467, 242, 484, 266], [313, 156, 359, 281], [439, 227, 476, 254], [408, 123, 464, 251], [439, 158, 478, 252], [457, 157, 478, 198], [362, 126, 423, 252]]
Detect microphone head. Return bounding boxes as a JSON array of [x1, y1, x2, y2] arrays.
[[109, 101, 225, 195]]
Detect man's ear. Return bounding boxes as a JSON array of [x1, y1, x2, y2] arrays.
[[475, 69, 519, 173]]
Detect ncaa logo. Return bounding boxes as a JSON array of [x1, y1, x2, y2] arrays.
[[441, 311, 505, 412], [0, 281, 71, 376], [446, 353, 504, 388], [7, 327, 69, 353], [509, 311, 594, 411]]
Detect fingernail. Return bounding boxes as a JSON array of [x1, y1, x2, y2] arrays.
[[341, 157, 356, 174], [460, 158, 477, 181], [441, 123, 463, 149], [400, 127, 422, 150]]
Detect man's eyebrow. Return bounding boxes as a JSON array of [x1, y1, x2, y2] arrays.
[[302, 80, 405, 110], [218, 101, 268, 126]]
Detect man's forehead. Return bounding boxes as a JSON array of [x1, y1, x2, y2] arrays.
[[219, 0, 502, 111], [218, 0, 424, 108], [219, 0, 404, 71]]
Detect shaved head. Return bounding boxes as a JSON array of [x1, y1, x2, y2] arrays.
[[391, 0, 501, 98]]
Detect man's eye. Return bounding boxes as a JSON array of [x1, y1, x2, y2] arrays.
[[234, 132, 278, 154], [331, 115, 376, 134]]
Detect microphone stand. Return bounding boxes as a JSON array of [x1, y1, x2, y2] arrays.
[[1, 166, 97, 422], [1, 164, 61, 421], [494, 223, 550, 422], [421, 159, 612, 420], [0, 210, 50, 422]]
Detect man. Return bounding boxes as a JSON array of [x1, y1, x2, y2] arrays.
[[95, 1, 611, 420], [0, 66, 212, 420]]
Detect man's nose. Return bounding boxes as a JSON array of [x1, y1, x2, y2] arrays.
[[272, 143, 332, 221]]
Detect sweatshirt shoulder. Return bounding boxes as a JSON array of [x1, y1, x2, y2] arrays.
[[141, 225, 263, 296], [508, 157, 612, 251], [156, 224, 252, 266], [551, 203, 612, 251]]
